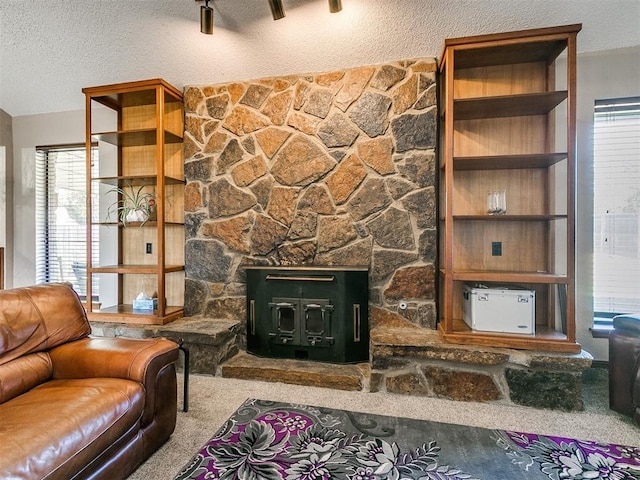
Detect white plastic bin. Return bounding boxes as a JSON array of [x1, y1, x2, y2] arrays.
[[463, 284, 535, 334]]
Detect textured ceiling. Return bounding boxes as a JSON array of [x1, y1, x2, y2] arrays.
[[1, 0, 639, 117]]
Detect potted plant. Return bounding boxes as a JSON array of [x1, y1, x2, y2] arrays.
[[106, 182, 157, 226]]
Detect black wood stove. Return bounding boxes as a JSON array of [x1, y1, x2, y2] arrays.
[[245, 266, 369, 363]]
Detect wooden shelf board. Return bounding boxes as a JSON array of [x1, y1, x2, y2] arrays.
[[92, 129, 183, 147], [453, 214, 567, 221], [86, 304, 183, 325], [91, 221, 184, 227], [438, 321, 581, 353], [439, 27, 580, 71], [83, 79, 183, 109], [454, 91, 567, 120], [93, 175, 185, 186], [91, 90, 157, 110], [452, 39, 569, 69], [446, 270, 569, 284], [453, 153, 567, 170], [89, 264, 184, 274]]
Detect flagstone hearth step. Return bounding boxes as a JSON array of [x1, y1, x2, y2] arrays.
[[220, 351, 370, 392], [370, 325, 593, 370], [90, 315, 595, 410], [369, 324, 594, 411], [90, 316, 243, 374]]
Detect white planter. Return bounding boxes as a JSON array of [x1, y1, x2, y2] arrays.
[[125, 210, 149, 224]]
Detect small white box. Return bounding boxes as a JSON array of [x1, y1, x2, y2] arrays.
[[463, 284, 535, 334], [133, 298, 158, 312]]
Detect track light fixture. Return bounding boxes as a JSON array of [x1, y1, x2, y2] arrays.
[[200, 0, 213, 34], [328, 0, 342, 13], [199, 0, 343, 34], [268, 0, 285, 20]]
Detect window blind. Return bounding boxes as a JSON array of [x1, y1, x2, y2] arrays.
[[593, 96, 640, 317], [35, 144, 99, 300]]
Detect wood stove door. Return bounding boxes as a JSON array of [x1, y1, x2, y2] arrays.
[[270, 297, 300, 345], [302, 299, 333, 348]]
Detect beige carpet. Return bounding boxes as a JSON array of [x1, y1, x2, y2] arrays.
[[127, 368, 639, 480]]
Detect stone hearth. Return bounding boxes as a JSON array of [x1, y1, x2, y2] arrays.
[[90, 317, 242, 374], [221, 352, 369, 392], [220, 318, 592, 411], [369, 322, 592, 411], [91, 315, 591, 411]]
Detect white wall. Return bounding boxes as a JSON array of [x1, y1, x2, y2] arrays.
[[10, 46, 640, 360], [573, 46, 640, 360], [11, 108, 112, 288], [12, 111, 85, 287], [0, 109, 13, 287]]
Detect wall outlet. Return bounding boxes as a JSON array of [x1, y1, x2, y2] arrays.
[[492, 241, 502, 256], [146, 243, 152, 254]]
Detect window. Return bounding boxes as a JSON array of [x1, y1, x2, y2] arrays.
[[593, 97, 640, 328], [35, 144, 99, 300]]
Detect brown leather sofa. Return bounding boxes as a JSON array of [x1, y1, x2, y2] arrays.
[[609, 313, 640, 425], [0, 283, 179, 480]]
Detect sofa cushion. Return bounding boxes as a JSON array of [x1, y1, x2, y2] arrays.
[[0, 352, 52, 404], [0, 283, 91, 366], [0, 378, 144, 480]]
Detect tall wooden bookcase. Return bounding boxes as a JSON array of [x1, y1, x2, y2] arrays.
[[83, 79, 185, 324], [438, 25, 581, 353]]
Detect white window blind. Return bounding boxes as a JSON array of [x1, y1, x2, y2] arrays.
[[35, 144, 99, 300], [593, 96, 640, 321]]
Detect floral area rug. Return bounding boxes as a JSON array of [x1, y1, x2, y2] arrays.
[[174, 398, 640, 480]]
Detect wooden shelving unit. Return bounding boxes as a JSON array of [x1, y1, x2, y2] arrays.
[[83, 79, 185, 325], [438, 25, 582, 353]]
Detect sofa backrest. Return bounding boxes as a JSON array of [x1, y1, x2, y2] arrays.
[[0, 352, 53, 403], [0, 283, 91, 367]]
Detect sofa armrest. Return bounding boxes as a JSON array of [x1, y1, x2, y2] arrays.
[[49, 337, 179, 428], [613, 313, 640, 334], [49, 337, 178, 382]]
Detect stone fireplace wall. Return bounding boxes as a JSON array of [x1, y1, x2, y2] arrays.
[[182, 58, 437, 328]]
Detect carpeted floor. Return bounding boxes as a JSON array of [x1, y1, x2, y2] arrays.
[[127, 368, 639, 479]]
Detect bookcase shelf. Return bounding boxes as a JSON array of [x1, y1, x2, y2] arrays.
[[83, 79, 185, 325], [453, 91, 568, 119], [93, 129, 183, 147], [452, 214, 567, 221], [94, 175, 185, 186], [452, 153, 568, 170], [438, 25, 581, 353]]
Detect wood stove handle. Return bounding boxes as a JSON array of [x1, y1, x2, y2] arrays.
[[265, 275, 335, 282], [353, 303, 361, 342], [249, 300, 256, 335]]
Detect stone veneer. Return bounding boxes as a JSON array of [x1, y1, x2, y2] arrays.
[[182, 59, 438, 328]]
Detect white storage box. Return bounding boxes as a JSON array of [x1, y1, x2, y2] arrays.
[[463, 284, 535, 334], [133, 298, 158, 312]]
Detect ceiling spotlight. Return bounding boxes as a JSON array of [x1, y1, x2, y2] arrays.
[[200, 0, 213, 34], [268, 0, 285, 20], [328, 0, 342, 13]]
